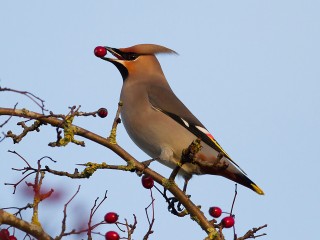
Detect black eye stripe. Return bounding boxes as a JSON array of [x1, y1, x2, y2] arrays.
[[122, 52, 139, 60]]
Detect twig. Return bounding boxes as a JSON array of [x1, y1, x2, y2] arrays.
[[128, 215, 138, 240], [114, 214, 138, 240], [48, 107, 85, 147], [1, 203, 33, 218], [5, 153, 56, 194], [231, 184, 238, 239], [108, 101, 122, 144], [87, 190, 108, 239], [29, 160, 52, 227], [230, 184, 238, 216], [0, 107, 222, 238], [0, 210, 52, 240], [7, 150, 32, 168], [56, 185, 81, 239], [0, 87, 47, 113], [169, 138, 203, 182], [143, 189, 155, 240], [44, 161, 136, 179], [6, 120, 42, 144], [0, 103, 18, 128], [236, 224, 267, 240]]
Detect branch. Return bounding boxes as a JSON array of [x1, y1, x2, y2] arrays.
[[143, 189, 155, 240], [108, 101, 122, 144], [0, 210, 52, 240], [6, 120, 42, 144], [0, 87, 47, 113], [237, 224, 267, 240], [0, 107, 218, 238], [55, 185, 81, 239], [0, 103, 18, 128]]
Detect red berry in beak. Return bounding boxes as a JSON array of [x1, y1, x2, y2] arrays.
[[97, 108, 108, 118], [94, 46, 107, 57]]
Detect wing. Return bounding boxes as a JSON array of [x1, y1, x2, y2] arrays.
[[147, 84, 245, 173]]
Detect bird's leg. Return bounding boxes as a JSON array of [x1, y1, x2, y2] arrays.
[[166, 140, 202, 212], [108, 101, 123, 144], [176, 177, 192, 211], [182, 177, 190, 193], [168, 165, 181, 182]]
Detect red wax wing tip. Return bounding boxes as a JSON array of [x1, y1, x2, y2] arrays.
[[207, 133, 215, 140], [94, 46, 107, 57]]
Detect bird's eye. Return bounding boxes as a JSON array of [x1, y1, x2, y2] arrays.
[[128, 53, 138, 60], [122, 52, 139, 61]]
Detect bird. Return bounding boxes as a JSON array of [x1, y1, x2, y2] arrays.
[[98, 43, 264, 195]]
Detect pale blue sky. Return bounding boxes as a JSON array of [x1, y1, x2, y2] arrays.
[[1, 1, 320, 239]]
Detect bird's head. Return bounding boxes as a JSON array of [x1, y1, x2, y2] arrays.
[[97, 44, 177, 81]]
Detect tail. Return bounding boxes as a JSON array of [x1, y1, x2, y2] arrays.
[[211, 165, 264, 195], [231, 172, 264, 195]]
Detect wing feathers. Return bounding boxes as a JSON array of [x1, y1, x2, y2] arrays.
[[147, 84, 246, 174]]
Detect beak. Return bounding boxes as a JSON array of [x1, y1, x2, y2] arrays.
[[99, 46, 129, 81], [101, 47, 124, 62]]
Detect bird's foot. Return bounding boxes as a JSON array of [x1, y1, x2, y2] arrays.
[[168, 194, 191, 211], [154, 187, 190, 217]]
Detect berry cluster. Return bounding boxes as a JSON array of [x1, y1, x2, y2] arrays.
[[104, 212, 120, 240], [103, 175, 155, 239], [0, 229, 17, 240], [208, 206, 235, 228]]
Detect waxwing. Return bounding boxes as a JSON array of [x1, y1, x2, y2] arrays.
[[98, 44, 264, 195]]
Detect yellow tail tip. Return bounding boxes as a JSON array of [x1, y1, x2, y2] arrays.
[[251, 183, 265, 195]]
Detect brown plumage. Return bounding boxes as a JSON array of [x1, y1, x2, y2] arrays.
[[100, 44, 264, 195]]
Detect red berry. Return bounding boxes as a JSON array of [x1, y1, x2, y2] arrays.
[[141, 175, 154, 189], [104, 212, 119, 224], [209, 206, 222, 218], [105, 231, 119, 240], [0, 229, 10, 239], [97, 108, 108, 118], [94, 46, 107, 58], [221, 216, 235, 228], [8, 236, 17, 240]]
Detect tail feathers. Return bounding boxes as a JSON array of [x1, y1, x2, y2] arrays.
[[234, 173, 264, 195], [222, 171, 264, 195], [251, 182, 264, 195]]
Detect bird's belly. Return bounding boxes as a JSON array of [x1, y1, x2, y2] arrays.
[[121, 106, 199, 174]]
